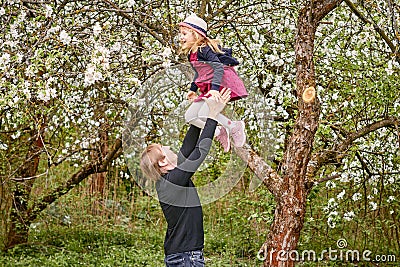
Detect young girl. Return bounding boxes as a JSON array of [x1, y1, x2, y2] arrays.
[[179, 13, 248, 152]]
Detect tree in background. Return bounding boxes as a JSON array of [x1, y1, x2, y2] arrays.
[[0, 1, 399, 266]]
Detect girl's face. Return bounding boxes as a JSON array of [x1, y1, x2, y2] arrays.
[[179, 27, 197, 48]]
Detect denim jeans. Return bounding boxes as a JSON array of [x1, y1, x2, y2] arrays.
[[164, 250, 205, 267]]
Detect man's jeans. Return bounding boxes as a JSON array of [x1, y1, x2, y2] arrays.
[[164, 250, 205, 267]]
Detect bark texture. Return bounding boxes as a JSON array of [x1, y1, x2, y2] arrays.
[[257, 1, 344, 266], [4, 127, 44, 249]]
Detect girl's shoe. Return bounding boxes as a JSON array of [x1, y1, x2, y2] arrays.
[[215, 126, 230, 152], [231, 121, 246, 147]]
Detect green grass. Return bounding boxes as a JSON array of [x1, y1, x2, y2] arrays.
[[1, 174, 398, 267], [0, 183, 267, 267], [0, 222, 261, 267]]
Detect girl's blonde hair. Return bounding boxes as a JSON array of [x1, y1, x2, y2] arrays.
[[140, 144, 165, 181], [179, 27, 223, 55]]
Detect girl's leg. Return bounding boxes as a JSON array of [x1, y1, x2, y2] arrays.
[[185, 101, 221, 136], [198, 101, 246, 148], [185, 101, 207, 129], [197, 102, 234, 131], [194, 102, 230, 152]]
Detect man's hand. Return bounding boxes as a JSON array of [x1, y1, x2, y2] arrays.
[[205, 90, 221, 102], [187, 91, 197, 102], [205, 88, 231, 119]]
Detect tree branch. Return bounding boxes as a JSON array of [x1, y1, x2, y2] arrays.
[[344, 0, 397, 59], [315, 173, 340, 184], [313, 0, 344, 24], [27, 138, 122, 222], [234, 144, 282, 197], [9, 171, 48, 182], [199, 0, 208, 18], [208, 0, 236, 18], [101, 0, 167, 46], [306, 117, 399, 185]]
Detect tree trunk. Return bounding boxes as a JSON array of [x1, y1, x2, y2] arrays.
[[258, 1, 343, 266], [0, 179, 12, 250], [88, 129, 108, 215], [4, 130, 43, 249], [89, 130, 108, 197], [88, 97, 110, 215], [5, 183, 34, 248]]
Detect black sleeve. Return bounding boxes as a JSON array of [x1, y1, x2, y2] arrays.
[[203, 48, 224, 91], [177, 125, 201, 165], [190, 63, 199, 92], [165, 119, 217, 186]]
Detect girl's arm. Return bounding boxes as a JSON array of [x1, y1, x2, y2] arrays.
[[190, 61, 199, 92], [202, 47, 224, 91]]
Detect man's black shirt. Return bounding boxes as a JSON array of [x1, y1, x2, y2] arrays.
[[156, 119, 217, 255]]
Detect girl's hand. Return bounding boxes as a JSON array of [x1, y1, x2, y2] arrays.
[[206, 90, 221, 102], [187, 91, 197, 102]]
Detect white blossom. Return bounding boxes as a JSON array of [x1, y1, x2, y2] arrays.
[[84, 64, 99, 86], [387, 196, 395, 203], [59, 30, 71, 45], [161, 47, 172, 58], [45, 5, 53, 18], [276, 58, 284, 66], [323, 198, 338, 213], [385, 60, 394, 75], [11, 131, 21, 139], [111, 42, 121, 52], [340, 172, 350, 183], [47, 26, 61, 35], [126, 0, 135, 8], [16, 53, 23, 63], [327, 217, 336, 228], [93, 22, 102, 36], [10, 22, 18, 39], [387, 176, 395, 184], [93, 71, 103, 81], [343, 211, 355, 221], [37, 90, 51, 102], [329, 211, 338, 217], [0, 142, 8, 150], [129, 77, 141, 86], [369, 202, 378, 211], [372, 188, 378, 195], [352, 193, 362, 202], [22, 88, 31, 99], [0, 53, 11, 66], [326, 181, 336, 189], [337, 190, 345, 200], [0, 7, 5, 16], [81, 140, 89, 149]]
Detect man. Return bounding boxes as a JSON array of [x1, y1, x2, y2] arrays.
[[140, 88, 231, 266]]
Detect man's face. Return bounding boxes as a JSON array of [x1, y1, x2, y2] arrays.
[[161, 145, 178, 168]]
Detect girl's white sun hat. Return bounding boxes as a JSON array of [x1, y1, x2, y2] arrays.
[[179, 13, 208, 37]]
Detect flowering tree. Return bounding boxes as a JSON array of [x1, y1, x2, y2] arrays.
[[0, 0, 142, 249], [1, 1, 399, 266]]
